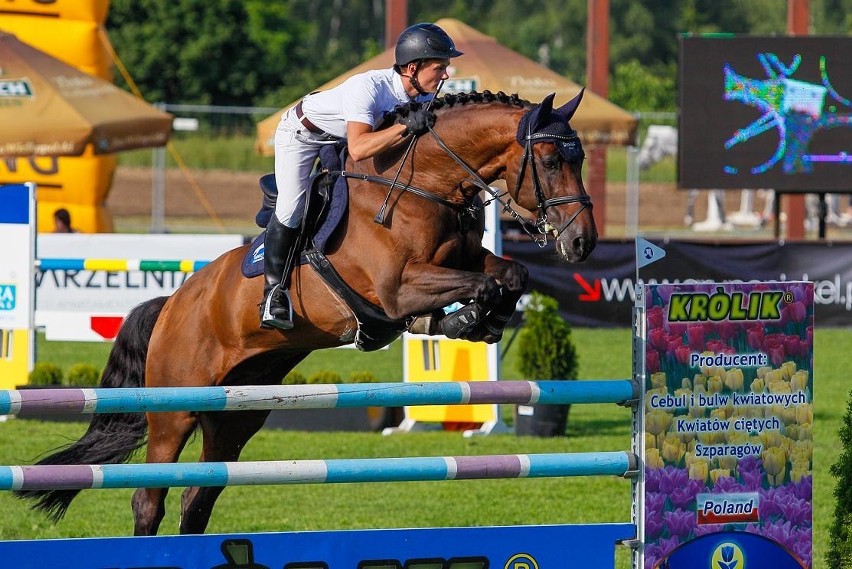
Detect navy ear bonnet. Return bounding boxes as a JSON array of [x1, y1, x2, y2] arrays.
[[516, 90, 586, 163]]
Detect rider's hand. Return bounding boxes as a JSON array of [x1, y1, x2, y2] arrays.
[[399, 107, 436, 137]]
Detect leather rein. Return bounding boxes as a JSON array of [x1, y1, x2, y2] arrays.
[[339, 116, 592, 247]]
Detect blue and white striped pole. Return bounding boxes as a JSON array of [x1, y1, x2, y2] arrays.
[[0, 452, 637, 491], [0, 380, 637, 416]]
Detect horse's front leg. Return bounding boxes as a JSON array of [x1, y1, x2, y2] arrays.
[[382, 260, 523, 343], [377, 264, 502, 323]]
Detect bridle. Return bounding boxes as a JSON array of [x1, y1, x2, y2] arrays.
[[341, 106, 593, 247], [511, 127, 592, 243]]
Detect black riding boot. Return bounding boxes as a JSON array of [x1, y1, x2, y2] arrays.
[[259, 216, 301, 331]]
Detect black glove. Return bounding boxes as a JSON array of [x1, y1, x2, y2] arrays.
[[400, 107, 436, 136]]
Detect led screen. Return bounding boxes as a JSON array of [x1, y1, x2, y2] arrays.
[[679, 36, 851, 191]]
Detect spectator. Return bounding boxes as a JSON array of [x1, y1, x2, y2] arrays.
[[53, 208, 76, 233]]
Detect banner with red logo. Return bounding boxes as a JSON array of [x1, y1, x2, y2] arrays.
[[642, 282, 813, 568], [501, 237, 852, 327]]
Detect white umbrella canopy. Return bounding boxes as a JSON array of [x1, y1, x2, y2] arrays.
[[0, 31, 173, 157], [256, 18, 637, 155]]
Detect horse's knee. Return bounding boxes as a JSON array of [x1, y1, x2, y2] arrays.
[[501, 262, 529, 293], [132, 488, 167, 536]]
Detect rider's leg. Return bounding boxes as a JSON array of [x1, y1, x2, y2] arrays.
[[262, 110, 321, 330], [260, 215, 300, 330]]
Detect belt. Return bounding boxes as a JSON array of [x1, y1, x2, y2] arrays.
[[295, 100, 327, 136]]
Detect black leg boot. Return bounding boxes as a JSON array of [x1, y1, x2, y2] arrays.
[[259, 216, 301, 330]]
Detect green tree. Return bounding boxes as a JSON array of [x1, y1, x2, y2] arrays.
[[610, 59, 676, 111], [827, 389, 852, 567], [107, 0, 310, 105], [104, 0, 852, 111]]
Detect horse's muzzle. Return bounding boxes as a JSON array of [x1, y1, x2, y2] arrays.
[[557, 232, 597, 262]]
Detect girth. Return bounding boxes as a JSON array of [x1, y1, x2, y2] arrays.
[[304, 249, 411, 352]]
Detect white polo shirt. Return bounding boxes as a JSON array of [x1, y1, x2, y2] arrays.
[[299, 68, 432, 138]]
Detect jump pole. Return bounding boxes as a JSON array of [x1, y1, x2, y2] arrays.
[[0, 379, 638, 415], [0, 452, 637, 491]]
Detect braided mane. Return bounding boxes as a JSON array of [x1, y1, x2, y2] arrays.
[[382, 90, 530, 127]]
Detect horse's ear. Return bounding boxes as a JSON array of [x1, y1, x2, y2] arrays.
[[555, 88, 585, 121], [539, 93, 556, 114], [525, 93, 556, 133]]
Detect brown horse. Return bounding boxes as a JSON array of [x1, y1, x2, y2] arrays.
[[17, 90, 597, 535]]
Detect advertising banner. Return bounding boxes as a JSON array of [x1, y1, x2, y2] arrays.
[[503, 237, 852, 327], [0, 183, 35, 389], [2, 149, 118, 233], [642, 281, 813, 568], [35, 233, 244, 341]]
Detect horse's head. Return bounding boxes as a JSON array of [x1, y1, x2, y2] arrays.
[[506, 91, 597, 262]]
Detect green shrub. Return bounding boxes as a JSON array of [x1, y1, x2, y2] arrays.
[[284, 371, 307, 385], [64, 363, 101, 387], [27, 362, 64, 386], [348, 371, 379, 384], [827, 388, 852, 567], [307, 371, 343, 385], [514, 292, 578, 380]]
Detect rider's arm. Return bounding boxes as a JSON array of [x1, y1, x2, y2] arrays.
[[346, 121, 409, 162]]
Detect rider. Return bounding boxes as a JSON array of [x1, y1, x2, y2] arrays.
[[260, 22, 463, 331]]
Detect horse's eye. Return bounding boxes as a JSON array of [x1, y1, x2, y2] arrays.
[[542, 156, 560, 170]]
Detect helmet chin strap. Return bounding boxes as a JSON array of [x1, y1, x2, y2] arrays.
[[408, 61, 429, 96]]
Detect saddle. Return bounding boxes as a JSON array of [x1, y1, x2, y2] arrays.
[[243, 143, 410, 351]]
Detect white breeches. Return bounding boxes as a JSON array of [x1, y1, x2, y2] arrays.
[[273, 109, 334, 228]]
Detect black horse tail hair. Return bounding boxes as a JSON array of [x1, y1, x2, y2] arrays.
[[15, 296, 169, 522]]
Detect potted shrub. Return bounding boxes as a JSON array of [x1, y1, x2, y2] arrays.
[[513, 292, 579, 437], [24, 362, 64, 387], [64, 363, 101, 387]]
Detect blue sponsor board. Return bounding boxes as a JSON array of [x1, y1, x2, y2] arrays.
[[0, 523, 635, 569]]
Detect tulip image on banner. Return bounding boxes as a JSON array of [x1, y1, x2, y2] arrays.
[[642, 282, 813, 569]]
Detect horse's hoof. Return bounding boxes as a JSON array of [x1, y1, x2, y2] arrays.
[[476, 278, 502, 306]]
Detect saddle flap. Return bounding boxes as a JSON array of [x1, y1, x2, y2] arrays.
[[255, 174, 278, 228]]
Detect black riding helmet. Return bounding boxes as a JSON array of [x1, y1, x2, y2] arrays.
[[394, 23, 463, 68]]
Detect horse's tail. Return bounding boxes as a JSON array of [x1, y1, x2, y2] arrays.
[[15, 296, 168, 522]]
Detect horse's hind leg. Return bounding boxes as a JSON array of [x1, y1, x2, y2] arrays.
[[131, 411, 198, 536], [178, 410, 271, 534]]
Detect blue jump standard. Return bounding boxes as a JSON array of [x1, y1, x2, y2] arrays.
[[0, 380, 637, 415]]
